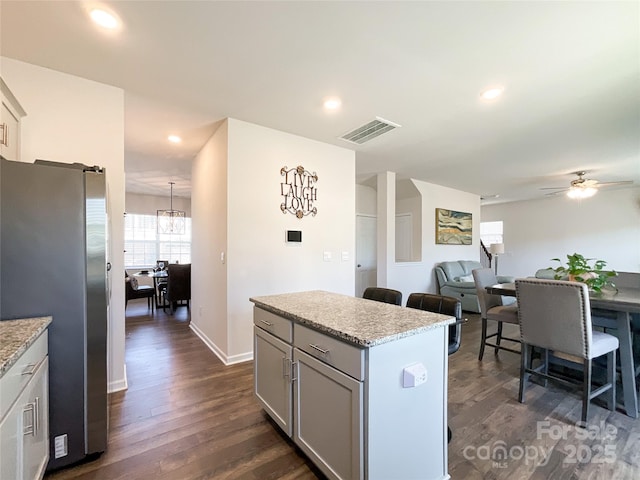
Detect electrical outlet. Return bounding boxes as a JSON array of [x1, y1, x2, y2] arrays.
[[54, 434, 68, 458]]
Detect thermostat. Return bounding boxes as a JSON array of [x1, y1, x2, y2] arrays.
[[286, 230, 302, 243]]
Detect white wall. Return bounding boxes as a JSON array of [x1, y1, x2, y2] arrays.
[[191, 120, 229, 359], [374, 177, 480, 302], [226, 119, 355, 359], [356, 176, 480, 303], [192, 118, 355, 363], [356, 183, 376, 215], [396, 195, 422, 261], [1, 57, 126, 392], [126, 192, 191, 216], [364, 177, 480, 303], [482, 186, 640, 277]]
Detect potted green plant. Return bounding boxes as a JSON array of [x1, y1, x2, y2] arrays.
[[547, 253, 617, 293]]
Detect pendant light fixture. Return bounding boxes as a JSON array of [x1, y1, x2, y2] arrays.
[[157, 182, 185, 234]]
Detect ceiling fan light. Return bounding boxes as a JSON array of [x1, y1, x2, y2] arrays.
[[567, 186, 597, 199], [480, 86, 504, 100], [89, 8, 121, 30]]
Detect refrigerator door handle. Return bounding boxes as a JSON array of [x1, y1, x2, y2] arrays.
[[106, 262, 112, 272]]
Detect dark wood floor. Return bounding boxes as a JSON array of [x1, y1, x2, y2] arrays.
[[46, 300, 640, 480]]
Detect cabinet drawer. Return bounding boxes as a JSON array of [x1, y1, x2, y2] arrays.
[[254, 307, 292, 343], [294, 324, 364, 381], [0, 331, 48, 422]]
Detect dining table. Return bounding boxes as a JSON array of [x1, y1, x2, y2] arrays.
[[134, 270, 169, 309], [487, 282, 640, 418]]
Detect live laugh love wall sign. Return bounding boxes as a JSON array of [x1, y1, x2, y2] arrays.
[[280, 165, 318, 218]]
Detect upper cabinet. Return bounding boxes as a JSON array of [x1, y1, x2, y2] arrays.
[[1, 78, 27, 161]]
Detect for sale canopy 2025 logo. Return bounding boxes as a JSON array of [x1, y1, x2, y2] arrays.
[[280, 165, 318, 219]]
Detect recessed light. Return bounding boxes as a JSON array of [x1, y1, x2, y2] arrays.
[[323, 98, 342, 111], [89, 8, 121, 29], [480, 87, 504, 100], [168, 135, 182, 144]]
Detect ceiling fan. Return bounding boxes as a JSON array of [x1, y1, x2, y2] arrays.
[[541, 171, 633, 199]]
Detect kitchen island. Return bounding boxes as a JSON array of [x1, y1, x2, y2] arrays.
[[250, 291, 454, 480]]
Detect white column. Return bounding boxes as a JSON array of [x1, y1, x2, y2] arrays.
[[376, 172, 395, 287]]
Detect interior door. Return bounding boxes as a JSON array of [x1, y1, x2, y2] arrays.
[[355, 215, 377, 298]]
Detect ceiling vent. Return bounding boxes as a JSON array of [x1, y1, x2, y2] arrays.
[[340, 117, 401, 145]]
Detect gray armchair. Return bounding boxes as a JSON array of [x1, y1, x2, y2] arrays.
[[434, 260, 513, 313]]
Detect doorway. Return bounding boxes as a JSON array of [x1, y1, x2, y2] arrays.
[[355, 214, 377, 297]]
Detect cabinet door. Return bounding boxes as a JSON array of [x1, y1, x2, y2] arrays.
[[0, 394, 22, 480], [22, 357, 49, 480], [254, 326, 293, 436], [0, 100, 20, 161], [293, 349, 363, 480]]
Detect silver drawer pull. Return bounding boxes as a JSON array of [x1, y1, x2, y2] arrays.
[[282, 357, 291, 379], [22, 364, 37, 375], [309, 343, 329, 355], [34, 397, 40, 436], [259, 319, 273, 327]]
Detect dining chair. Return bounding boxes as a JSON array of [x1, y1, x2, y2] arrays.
[[362, 287, 402, 306], [165, 263, 191, 314], [472, 268, 520, 360], [125, 271, 155, 311], [406, 293, 464, 443], [516, 278, 618, 423]]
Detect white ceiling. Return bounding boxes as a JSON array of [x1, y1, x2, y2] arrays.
[[1, 1, 638, 203]]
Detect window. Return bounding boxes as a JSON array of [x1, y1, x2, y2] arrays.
[[480, 221, 503, 247], [124, 213, 191, 267]]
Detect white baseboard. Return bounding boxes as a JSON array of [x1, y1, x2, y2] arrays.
[[108, 364, 128, 393], [189, 323, 253, 365]]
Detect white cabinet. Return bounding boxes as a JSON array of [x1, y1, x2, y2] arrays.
[[0, 77, 27, 161], [21, 358, 49, 480], [0, 331, 49, 480]]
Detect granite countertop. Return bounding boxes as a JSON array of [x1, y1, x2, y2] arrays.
[[250, 290, 455, 347], [0, 317, 51, 378]]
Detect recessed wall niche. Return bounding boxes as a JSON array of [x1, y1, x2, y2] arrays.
[[396, 179, 422, 262]]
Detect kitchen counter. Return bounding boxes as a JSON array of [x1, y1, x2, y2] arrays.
[[0, 317, 52, 378], [250, 290, 454, 347]]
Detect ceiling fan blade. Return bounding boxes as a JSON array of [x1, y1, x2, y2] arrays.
[[540, 187, 568, 190], [544, 190, 566, 196], [595, 180, 634, 188]]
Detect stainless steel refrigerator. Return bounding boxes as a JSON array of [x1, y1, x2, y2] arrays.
[[0, 158, 109, 471]]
